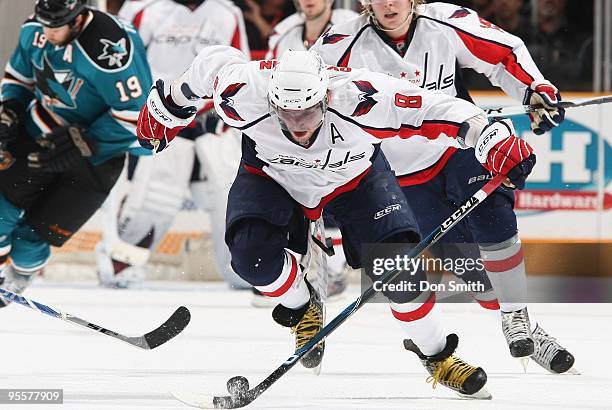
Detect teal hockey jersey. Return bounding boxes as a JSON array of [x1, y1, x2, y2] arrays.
[[0, 8, 152, 165]]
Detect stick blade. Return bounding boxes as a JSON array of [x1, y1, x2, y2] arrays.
[[144, 306, 191, 349]]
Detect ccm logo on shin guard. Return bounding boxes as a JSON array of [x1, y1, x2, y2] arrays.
[[374, 204, 401, 220]]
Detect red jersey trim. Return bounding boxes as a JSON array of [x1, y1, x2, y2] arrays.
[[396, 147, 457, 187]]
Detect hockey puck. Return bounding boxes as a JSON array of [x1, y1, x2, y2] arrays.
[[227, 376, 249, 396]]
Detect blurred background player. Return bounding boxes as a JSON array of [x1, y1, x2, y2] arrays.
[[95, 0, 251, 289], [247, 0, 358, 305], [312, 0, 575, 374], [266, 0, 357, 58], [0, 0, 151, 303]]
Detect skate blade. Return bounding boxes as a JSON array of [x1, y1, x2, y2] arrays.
[[311, 304, 326, 376], [457, 386, 492, 400], [171, 390, 215, 409], [565, 366, 581, 375], [519, 357, 530, 373], [312, 357, 323, 376]]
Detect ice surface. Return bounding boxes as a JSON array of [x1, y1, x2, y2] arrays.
[[2, 281, 610, 410]]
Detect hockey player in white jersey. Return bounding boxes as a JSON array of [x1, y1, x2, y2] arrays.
[[135, 45, 538, 396], [266, 0, 357, 59], [311, 0, 574, 374], [96, 0, 250, 289], [248, 0, 358, 304]]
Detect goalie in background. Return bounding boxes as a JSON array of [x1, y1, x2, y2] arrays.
[[0, 0, 151, 303], [95, 0, 251, 289]]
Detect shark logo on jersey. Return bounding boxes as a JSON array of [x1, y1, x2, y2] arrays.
[[98, 38, 129, 68], [220, 83, 247, 121], [33, 53, 83, 109], [449, 7, 471, 19], [322, 32, 349, 45], [351, 81, 378, 117]]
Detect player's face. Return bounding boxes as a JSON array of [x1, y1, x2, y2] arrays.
[[298, 0, 328, 20], [371, 0, 414, 31], [274, 102, 326, 145], [43, 24, 73, 46]]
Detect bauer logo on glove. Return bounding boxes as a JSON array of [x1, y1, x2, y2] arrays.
[[137, 79, 197, 153]]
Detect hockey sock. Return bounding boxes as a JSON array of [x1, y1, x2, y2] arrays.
[[391, 292, 446, 356], [480, 234, 527, 312], [254, 250, 310, 309]]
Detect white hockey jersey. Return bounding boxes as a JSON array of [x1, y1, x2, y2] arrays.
[[119, 0, 250, 82], [312, 3, 546, 185], [172, 46, 484, 218], [265, 8, 358, 59]]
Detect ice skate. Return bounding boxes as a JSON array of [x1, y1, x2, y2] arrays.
[[325, 269, 348, 301], [531, 324, 577, 374], [501, 307, 535, 368], [0, 266, 36, 308], [272, 279, 325, 369], [404, 334, 491, 399]]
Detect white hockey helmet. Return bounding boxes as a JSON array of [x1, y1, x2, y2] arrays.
[[268, 50, 329, 132], [268, 50, 329, 110]]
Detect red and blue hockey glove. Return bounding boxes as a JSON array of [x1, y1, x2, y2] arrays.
[[137, 79, 196, 153], [524, 81, 565, 135], [475, 119, 536, 190]]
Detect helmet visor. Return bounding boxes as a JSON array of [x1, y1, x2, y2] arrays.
[[271, 100, 326, 132]]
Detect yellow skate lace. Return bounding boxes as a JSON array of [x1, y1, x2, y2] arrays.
[[291, 303, 322, 349], [426, 356, 478, 390]]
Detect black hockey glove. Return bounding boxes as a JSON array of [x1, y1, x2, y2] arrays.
[[28, 125, 98, 173], [0, 99, 26, 143]]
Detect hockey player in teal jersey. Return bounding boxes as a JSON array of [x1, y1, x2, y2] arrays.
[[0, 0, 152, 305]]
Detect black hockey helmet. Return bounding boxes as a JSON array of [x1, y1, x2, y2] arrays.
[[35, 0, 87, 28]]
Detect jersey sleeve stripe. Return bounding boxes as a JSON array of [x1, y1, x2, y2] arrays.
[[1, 77, 34, 91], [453, 29, 534, 86], [5, 63, 35, 84], [329, 108, 462, 140], [230, 16, 241, 51], [111, 108, 139, 122], [418, 15, 535, 86], [132, 9, 145, 29]]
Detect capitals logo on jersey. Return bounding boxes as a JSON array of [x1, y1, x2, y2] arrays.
[[351, 81, 378, 117], [322, 32, 349, 45], [33, 53, 83, 109], [220, 83, 247, 121], [449, 8, 471, 19]]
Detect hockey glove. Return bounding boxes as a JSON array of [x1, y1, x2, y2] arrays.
[[0, 99, 26, 143], [524, 81, 565, 135], [28, 125, 98, 173], [475, 119, 536, 190], [137, 79, 196, 153]]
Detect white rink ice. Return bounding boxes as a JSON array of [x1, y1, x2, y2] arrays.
[[2, 281, 611, 410]]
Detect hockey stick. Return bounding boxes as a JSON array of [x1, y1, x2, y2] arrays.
[[0, 287, 191, 350], [172, 173, 506, 409], [484, 94, 612, 117]]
